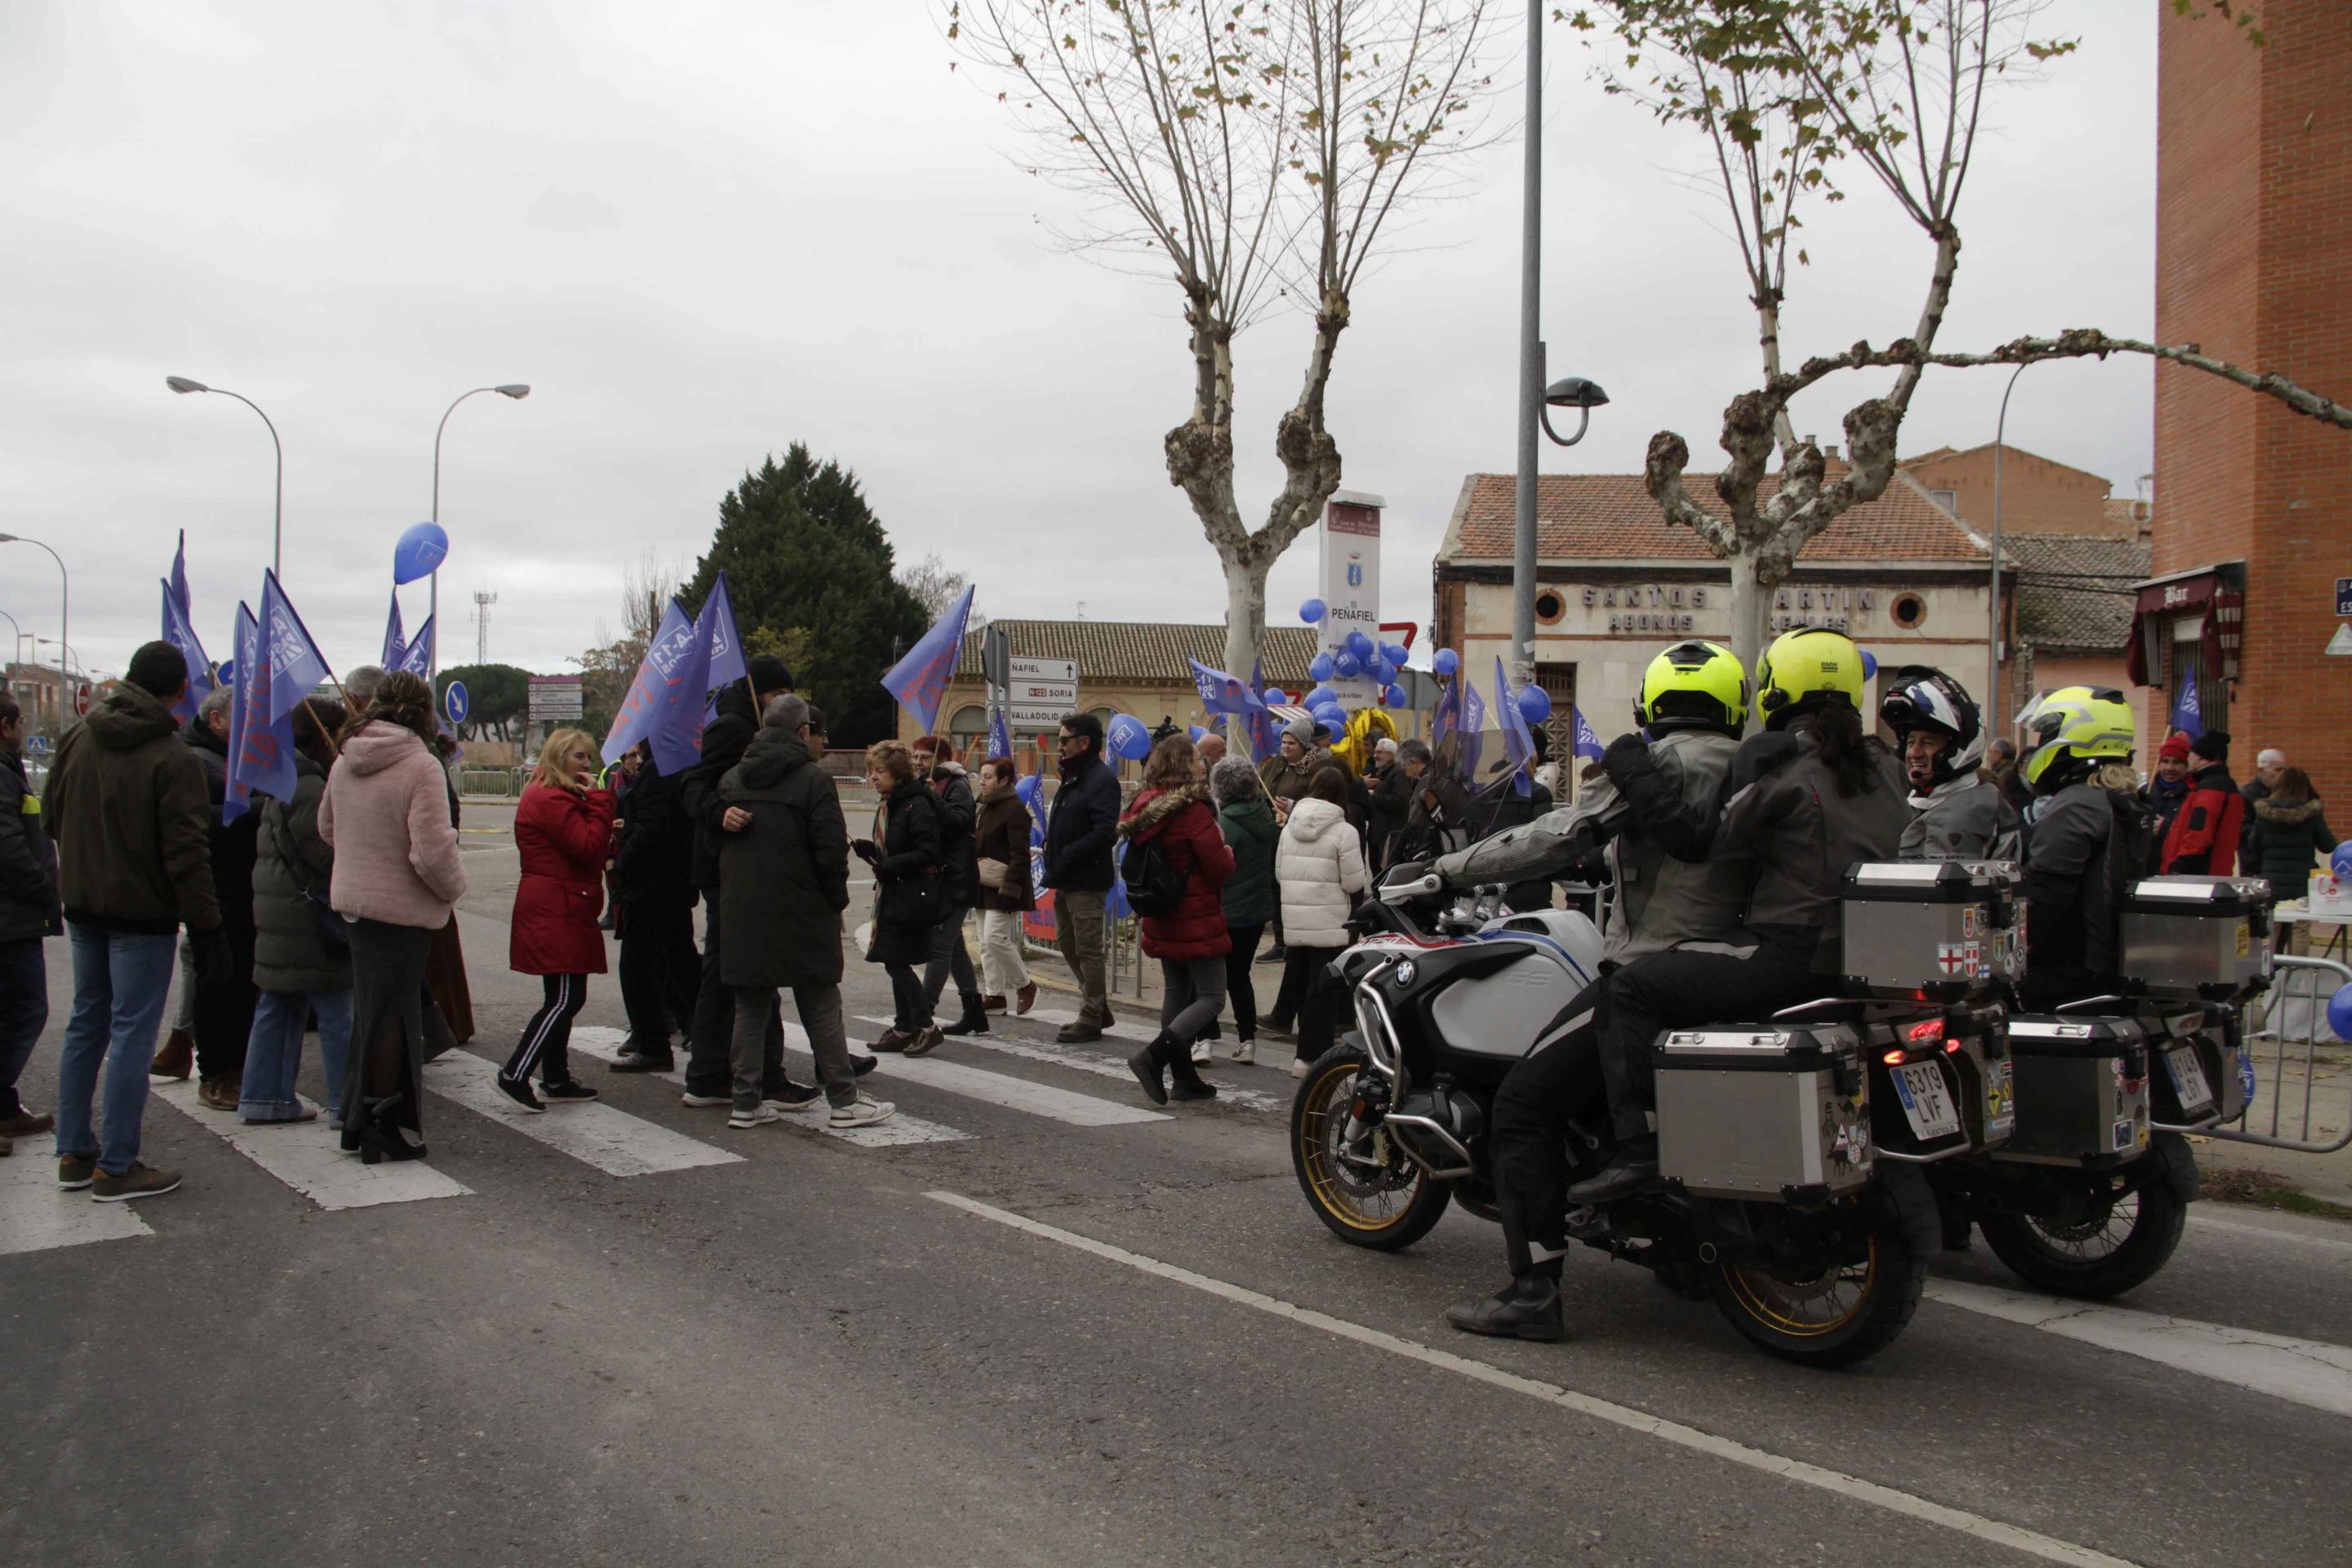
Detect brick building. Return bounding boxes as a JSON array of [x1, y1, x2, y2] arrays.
[[2141, 2, 2352, 800]]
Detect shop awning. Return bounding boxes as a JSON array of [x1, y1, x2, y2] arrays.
[[2125, 563, 2244, 687]]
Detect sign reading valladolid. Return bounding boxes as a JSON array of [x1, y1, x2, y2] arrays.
[[528, 675, 585, 722], [1007, 656, 1079, 731], [1319, 492, 1384, 710]]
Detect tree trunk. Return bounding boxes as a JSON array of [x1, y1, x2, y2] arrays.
[[1223, 555, 1270, 689], [1726, 556, 1771, 679]]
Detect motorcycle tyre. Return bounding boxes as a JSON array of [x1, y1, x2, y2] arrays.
[[1290, 1046, 1452, 1253], [1978, 1139, 2190, 1301], [1705, 1206, 1926, 1370]]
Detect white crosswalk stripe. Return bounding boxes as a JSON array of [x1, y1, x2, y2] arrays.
[[837, 1021, 1169, 1126], [564, 1027, 969, 1149], [849, 1013, 1285, 1114], [422, 1052, 742, 1177], [0, 1134, 154, 1254], [151, 1079, 471, 1209], [1013, 1006, 1297, 1111]]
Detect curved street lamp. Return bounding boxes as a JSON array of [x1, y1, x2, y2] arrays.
[[0, 533, 67, 730], [428, 384, 530, 679], [167, 376, 285, 579]]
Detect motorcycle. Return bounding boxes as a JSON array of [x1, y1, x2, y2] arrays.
[[1290, 865, 1947, 1369]]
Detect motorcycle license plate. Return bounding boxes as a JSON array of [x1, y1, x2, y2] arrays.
[[1892, 1061, 1961, 1141], [2163, 1045, 2215, 1116]]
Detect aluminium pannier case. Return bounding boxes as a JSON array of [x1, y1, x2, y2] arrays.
[[2119, 875, 2274, 999], [1996, 1014, 2150, 1169], [1840, 861, 2025, 1000], [1655, 1022, 1873, 1204]]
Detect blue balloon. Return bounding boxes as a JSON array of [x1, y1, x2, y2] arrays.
[[1517, 685, 1552, 724], [1860, 650, 1879, 680], [1333, 650, 1361, 679], [1263, 690, 1289, 707], [1106, 713, 1152, 760], [1300, 598, 1327, 624], [1308, 653, 1334, 683], [1432, 648, 1460, 677], [1187, 725, 1208, 742], [2329, 982, 2352, 1043], [1312, 701, 1347, 725], [1382, 643, 1410, 669], [1346, 630, 1374, 662], [2332, 843, 2352, 881], [1014, 774, 1044, 807], [392, 520, 450, 586], [1367, 657, 1394, 686], [1384, 684, 1407, 708]]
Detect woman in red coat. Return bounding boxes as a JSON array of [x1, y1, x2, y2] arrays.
[[1118, 733, 1235, 1106], [498, 728, 617, 1112]]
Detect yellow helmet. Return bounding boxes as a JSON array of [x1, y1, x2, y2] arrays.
[[1754, 626, 1865, 730], [1330, 706, 1398, 773], [2016, 685, 2136, 788], [1636, 639, 1748, 735]]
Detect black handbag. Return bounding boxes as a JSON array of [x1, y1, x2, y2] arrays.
[[276, 803, 350, 960]]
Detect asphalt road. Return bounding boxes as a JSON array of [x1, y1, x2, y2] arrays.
[[4, 802, 2349, 1566]]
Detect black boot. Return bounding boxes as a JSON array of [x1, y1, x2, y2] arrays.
[[1446, 1273, 1564, 1342], [1127, 1033, 1174, 1106], [356, 1096, 427, 1165], [941, 996, 991, 1036], [1168, 1039, 1218, 1102], [1567, 1137, 1660, 1205]]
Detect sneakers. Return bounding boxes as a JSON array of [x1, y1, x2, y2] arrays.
[[902, 1027, 945, 1058], [1189, 1040, 1214, 1067], [91, 1162, 183, 1202], [679, 1089, 731, 1107], [1015, 982, 1036, 1015], [494, 1074, 546, 1114], [197, 1078, 239, 1111], [539, 1080, 599, 1106], [607, 1049, 676, 1074], [728, 1104, 782, 1130], [1229, 1040, 1255, 1065], [1258, 943, 1289, 965], [57, 1152, 96, 1190], [1289, 1058, 1311, 1080], [849, 1052, 880, 1078], [980, 994, 1008, 1013], [763, 1083, 825, 1111], [829, 1094, 897, 1129]]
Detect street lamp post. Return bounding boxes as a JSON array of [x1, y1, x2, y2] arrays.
[[1987, 363, 2029, 735], [166, 376, 284, 579], [0, 534, 66, 733], [430, 384, 530, 679]]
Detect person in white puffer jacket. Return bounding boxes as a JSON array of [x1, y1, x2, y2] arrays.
[[1274, 767, 1368, 1078]]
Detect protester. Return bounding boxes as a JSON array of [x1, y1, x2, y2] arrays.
[[971, 755, 1036, 1016], [1274, 764, 1368, 1079], [2143, 733, 2194, 845], [861, 739, 947, 1057], [1984, 735, 2034, 817], [1210, 755, 1276, 1066], [0, 692, 61, 1147], [497, 728, 614, 1111], [1196, 732, 1227, 770], [237, 701, 353, 1125], [2247, 766, 2337, 895], [322, 671, 466, 1163], [611, 739, 701, 1068], [2243, 746, 2287, 862], [1366, 736, 1409, 872], [1120, 735, 1234, 1104], [1042, 712, 1120, 1043], [46, 642, 220, 1199], [151, 686, 259, 1109], [2160, 728, 2246, 875], [1393, 737, 1468, 863], [598, 743, 642, 929], [715, 695, 893, 1129], [911, 734, 988, 1037]]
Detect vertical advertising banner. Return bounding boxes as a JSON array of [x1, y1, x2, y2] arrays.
[[1317, 492, 1384, 711]]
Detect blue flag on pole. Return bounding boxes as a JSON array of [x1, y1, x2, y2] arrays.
[[1569, 703, 1605, 762], [260, 571, 333, 728], [161, 578, 213, 728], [698, 571, 746, 693], [988, 705, 1013, 762], [169, 532, 192, 618], [225, 602, 296, 822], [1494, 658, 1535, 796], [1432, 669, 1460, 748], [395, 616, 434, 679], [1188, 657, 1265, 717], [381, 593, 406, 670], [1245, 657, 1276, 764], [2168, 677, 2204, 742], [602, 599, 712, 773], [880, 585, 974, 737]]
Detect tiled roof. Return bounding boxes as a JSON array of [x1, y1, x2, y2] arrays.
[[2103, 498, 2152, 535], [2007, 533, 2153, 655], [1442, 469, 1990, 565], [952, 620, 1319, 687], [1902, 442, 2114, 488]]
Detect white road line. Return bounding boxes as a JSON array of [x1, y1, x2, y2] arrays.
[[1924, 1278, 2352, 1419], [567, 1027, 968, 1150], [947, 1013, 1291, 1114], [423, 1052, 742, 1177], [928, 1192, 2135, 1568], [2189, 1212, 2352, 1258], [0, 1134, 154, 1255], [835, 1020, 1169, 1126], [151, 1080, 471, 1209]]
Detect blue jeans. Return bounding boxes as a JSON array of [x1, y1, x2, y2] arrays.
[[56, 924, 179, 1174], [241, 987, 353, 1125]]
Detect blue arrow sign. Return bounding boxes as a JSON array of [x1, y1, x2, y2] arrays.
[[443, 679, 470, 728]]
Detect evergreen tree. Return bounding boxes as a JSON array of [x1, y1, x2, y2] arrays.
[[434, 663, 530, 742], [684, 445, 928, 746]]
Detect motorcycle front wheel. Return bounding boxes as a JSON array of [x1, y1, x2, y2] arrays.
[[1979, 1136, 2190, 1299], [1290, 1047, 1452, 1251], [1707, 1204, 1926, 1369]]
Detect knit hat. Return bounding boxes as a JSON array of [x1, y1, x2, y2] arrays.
[[2158, 732, 2192, 762], [748, 655, 795, 695], [2191, 728, 2231, 763]]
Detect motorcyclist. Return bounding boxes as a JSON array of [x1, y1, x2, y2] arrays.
[[1879, 666, 2021, 862], [2011, 686, 2150, 1010], [1442, 640, 1753, 1342], [1567, 627, 1911, 1205]]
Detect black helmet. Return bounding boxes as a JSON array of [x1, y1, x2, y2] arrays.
[[1878, 666, 1983, 790]]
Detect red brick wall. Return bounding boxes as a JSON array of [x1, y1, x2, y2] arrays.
[[2154, 1, 2352, 802]]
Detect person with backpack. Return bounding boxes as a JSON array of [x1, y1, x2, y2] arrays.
[[1119, 734, 1235, 1105], [1274, 764, 1369, 1080], [2161, 728, 2247, 875], [2014, 687, 2158, 1010]]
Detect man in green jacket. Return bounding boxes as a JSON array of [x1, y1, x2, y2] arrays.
[[43, 643, 225, 1201]]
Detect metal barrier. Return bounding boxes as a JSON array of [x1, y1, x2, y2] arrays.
[[2210, 955, 2352, 1154], [458, 767, 528, 798]]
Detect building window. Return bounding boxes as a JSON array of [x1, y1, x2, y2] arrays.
[[1929, 488, 1958, 514], [1535, 589, 1566, 625], [1890, 592, 1927, 630], [947, 704, 988, 750]]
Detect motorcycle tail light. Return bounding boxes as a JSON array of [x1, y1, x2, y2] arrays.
[[1944, 1039, 1962, 1054], [1907, 1018, 1946, 1044], [1882, 1048, 1906, 1066]]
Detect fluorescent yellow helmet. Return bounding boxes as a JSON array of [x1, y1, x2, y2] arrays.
[[1754, 626, 1865, 730], [2016, 685, 2135, 788], [1636, 639, 1748, 735], [1331, 706, 1397, 773]]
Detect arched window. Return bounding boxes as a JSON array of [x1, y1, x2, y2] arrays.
[[947, 704, 989, 751]]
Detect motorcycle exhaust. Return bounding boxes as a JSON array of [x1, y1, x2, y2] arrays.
[[1384, 1089, 1483, 1182]]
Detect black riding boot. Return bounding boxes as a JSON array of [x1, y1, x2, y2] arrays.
[[1446, 1271, 1565, 1342]]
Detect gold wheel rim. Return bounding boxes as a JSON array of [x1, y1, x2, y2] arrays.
[[1297, 1060, 1423, 1234], [1723, 1237, 1878, 1338]]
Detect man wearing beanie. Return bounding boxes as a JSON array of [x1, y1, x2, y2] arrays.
[[2142, 732, 2194, 846], [2159, 728, 2246, 875]]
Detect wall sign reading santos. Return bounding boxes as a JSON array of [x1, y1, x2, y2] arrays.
[[1579, 582, 1887, 635]]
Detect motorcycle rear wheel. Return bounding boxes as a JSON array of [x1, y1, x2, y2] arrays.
[[1979, 1147, 2189, 1300], [1291, 1048, 1452, 1252], [1707, 1208, 1926, 1369]]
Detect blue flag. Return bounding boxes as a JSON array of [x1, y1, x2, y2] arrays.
[[602, 599, 712, 773], [1188, 657, 1265, 717], [1494, 658, 1535, 797], [1570, 703, 1605, 762], [161, 578, 213, 728], [382, 592, 407, 670], [169, 532, 192, 618], [260, 571, 333, 728], [1245, 657, 1276, 765], [395, 616, 434, 679], [2168, 677, 2204, 742], [1431, 669, 1460, 748], [881, 585, 974, 737], [698, 572, 746, 693], [989, 705, 1013, 762], [225, 602, 295, 822], [1456, 671, 1487, 780]]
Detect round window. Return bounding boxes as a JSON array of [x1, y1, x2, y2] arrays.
[[1890, 592, 1927, 630], [1535, 589, 1566, 625]]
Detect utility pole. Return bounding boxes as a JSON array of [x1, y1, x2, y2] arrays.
[[474, 591, 497, 665]]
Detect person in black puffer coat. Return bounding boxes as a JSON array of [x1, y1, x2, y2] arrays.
[[911, 736, 987, 1037], [2246, 767, 2336, 896], [238, 702, 352, 1125], [860, 741, 948, 1058], [175, 687, 261, 1109], [0, 692, 61, 1143], [612, 741, 702, 1064]]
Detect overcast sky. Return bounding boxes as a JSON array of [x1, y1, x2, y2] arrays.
[[0, 1, 2159, 685]]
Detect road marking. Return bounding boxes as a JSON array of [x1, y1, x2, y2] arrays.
[[2188, 1212, 2352, 1258], [566, 1027, 968, 1150], [0, 1134, 154, 1254], [839, 1020, 1168, 1126], [856, 1013, 1287, 1114], [1924, 1278, 2352, 1419], [151, 1080, 471, 1209], [929, 1192, 2135, 1568], [423, 1052, 743, 1176]]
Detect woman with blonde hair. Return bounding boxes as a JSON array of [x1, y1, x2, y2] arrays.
[[857, 739, 947, 1057], [497, 727, 617, 1111]]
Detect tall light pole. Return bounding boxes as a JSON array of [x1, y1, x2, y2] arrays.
[[431, 384, 530, 679], [166, 376, 284, 579], [0, 534, 66, 732], [1987, 362, 2029, 734]]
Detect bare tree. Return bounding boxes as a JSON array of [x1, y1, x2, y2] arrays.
[[945, 0, 1510, 675], [898, 551, 971, 620]]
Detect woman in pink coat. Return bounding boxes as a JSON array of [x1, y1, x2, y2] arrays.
[[496, 728, 616, 1112], [319, 672, 468, 1164]]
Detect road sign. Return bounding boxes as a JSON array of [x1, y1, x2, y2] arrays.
[[2337, 579, 2352, 617], [527, 675, 584, 721], [1007, 655, 1079, 730], [2328, 623, 2352, 657], [74, 683, 91, 717], [443, 679, 471, 727], [27, 733, 49, 755]]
